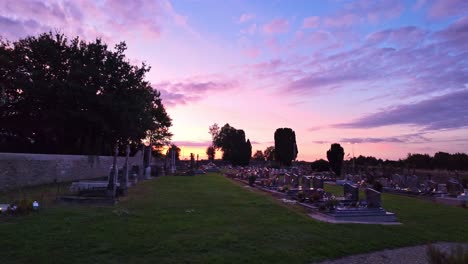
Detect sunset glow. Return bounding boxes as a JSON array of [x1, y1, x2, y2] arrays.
[[2, 0, 467, 161]]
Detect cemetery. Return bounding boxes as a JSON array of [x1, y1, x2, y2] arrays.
[[1, 20, 468, 263], [225, 168, 398, 224], [0, 170, 467, 263]]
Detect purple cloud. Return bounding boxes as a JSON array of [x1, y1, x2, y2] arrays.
[[340, 133, 431, 144], [238, 13, 255, 24], [172, 141, 211, 147], [334, 89, 468, 131], [302, 16, 320, 28], [323, 0, 404, 27], [154, 79, 238, 107], [279, 17, 468, 97], [262, 19, 289, 34], [428, 0, 468, 19]]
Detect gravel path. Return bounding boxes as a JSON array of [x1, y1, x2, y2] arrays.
[[313, 242, 468, 264]]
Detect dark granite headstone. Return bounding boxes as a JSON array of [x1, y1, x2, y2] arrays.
[[312, 177, 324, 189], [365, 188, 382, 208], [302, 176, 311, 190], [284, 174, 291, 186], [407, 175, 419, 192], [344, 183, 359, 201], [447, 180, 463, 196]]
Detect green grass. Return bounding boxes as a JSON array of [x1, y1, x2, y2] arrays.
[[0, 173, 467, 264]]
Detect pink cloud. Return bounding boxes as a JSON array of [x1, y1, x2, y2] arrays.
[[154, 78, 239, 107], [242, 47, 261, 58], [262, 18, 289, 34], [272, 18, 468, 98], [0, 0, 194, 44], [238, 13, 255, 23], [428, 0, 468, 19], [240, 23, 257, 35], [324, 14, 360, 27], [366, 26, 428, 47], [324, 0, 404, 27], [302, 16, 320, 28]]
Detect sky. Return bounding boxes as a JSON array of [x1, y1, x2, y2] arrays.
[[1, 0, 467, 161]]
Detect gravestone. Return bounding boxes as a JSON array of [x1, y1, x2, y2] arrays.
[[292, 174, 299, 188], [427, 180, 437, 191], [301, 176, 311, 190], [407, 175, 420, 192], [446, 180, 463, 196], [437, 184, 448, 193], [284, 174, 291, 186], [344, 183, 359, 201], [312, 177, 324, 189], [391, 174, 403, 188], [365, 188, 382, 208]]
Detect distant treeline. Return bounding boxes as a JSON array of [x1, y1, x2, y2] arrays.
[[310, 152, 468, 171]]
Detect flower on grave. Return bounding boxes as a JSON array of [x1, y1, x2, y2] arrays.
[[33, 201, 39, 210]]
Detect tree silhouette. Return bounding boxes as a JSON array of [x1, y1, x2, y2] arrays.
[[206, 146, 215, 161], [214, 123, 251, 165], [264, 146, 275, 161], [327, 143, 344, 177], [0, 32, 172, 155], [274, 128, 298, 166], [253, 150, 265, 161]]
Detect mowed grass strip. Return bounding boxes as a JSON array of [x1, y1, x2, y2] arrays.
[[0, 173, 466, 264]]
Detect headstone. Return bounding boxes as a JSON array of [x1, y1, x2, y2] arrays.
[[365, 188, 382, 208], [284, 174, 291, 186], [446, 180, 463, 196], [312, 177, 324, 189], [344, 183, 359, 201], [407, 175, 419, 192], [437, 184, 448, 193], [302, 176, 311, 190]]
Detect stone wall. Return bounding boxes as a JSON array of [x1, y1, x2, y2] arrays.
[[0, 152, 143, 191]]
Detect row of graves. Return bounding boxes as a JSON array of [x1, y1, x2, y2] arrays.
[[338, 173, 468, 206], [226, 168, 398, 224], [61, 145, 158, 205]]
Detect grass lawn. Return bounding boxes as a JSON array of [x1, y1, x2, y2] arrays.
[[0, 173, 467, 264]]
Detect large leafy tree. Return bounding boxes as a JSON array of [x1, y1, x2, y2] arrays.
[[264, 146, 275, 161], [327, 143, 344, 177], [214, 123, 251, 166], [0, 32, 172, 155], [274, 128, 298, 166], [253, 150, 265, 161], [206, 146, 215, 161]]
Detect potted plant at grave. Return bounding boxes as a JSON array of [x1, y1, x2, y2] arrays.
[[248, 174, 256, 186], [297, 191, 306, 202], [325, 198, 339, 212], [281, 185, 289, 192], [310, 192, 322, 203]]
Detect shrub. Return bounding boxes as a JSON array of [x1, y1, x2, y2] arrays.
[[309, 192, 322, 202], [297, 191, 305, 202], [248, 175, 256, 186], [427, 244, 468, 264], [325, 198, 339, 211], [373, 181, 383, 192]]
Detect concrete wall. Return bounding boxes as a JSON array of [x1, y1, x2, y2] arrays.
[[0, 152, 143, 191]]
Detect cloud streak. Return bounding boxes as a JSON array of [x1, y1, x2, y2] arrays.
[[155, 78, 238, 107], [335, 89, 468, 131]]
